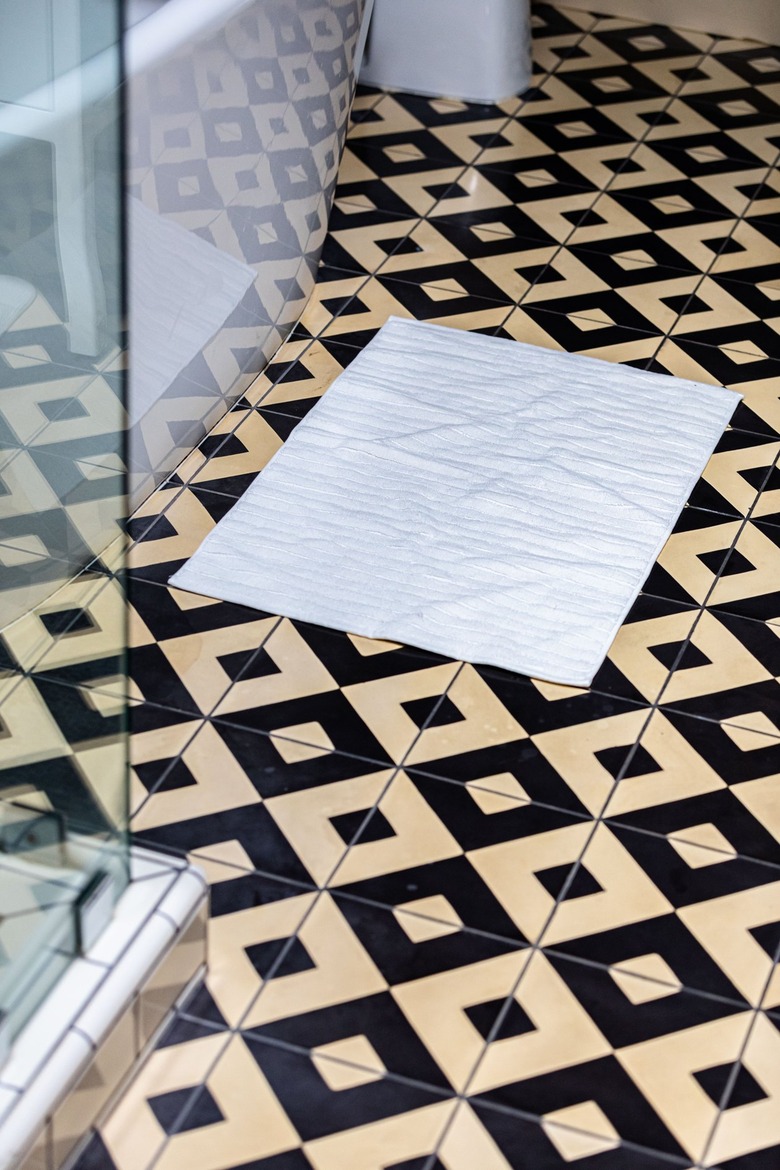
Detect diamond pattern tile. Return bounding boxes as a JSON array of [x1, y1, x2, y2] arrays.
[[51, 9, 780, 1170]]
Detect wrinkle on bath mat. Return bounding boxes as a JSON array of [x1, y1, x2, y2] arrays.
[[170, 318, 738, 686]]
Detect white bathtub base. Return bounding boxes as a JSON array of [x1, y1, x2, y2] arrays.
[[0, 849, 208, 1170]]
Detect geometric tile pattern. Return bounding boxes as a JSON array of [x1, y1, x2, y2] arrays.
[[72, 8, 780, 1170]]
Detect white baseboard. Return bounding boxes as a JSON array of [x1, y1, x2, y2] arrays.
[[550, 0, 780, 44]]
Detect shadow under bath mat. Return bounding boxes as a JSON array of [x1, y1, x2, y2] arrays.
[[170, 318, 738, 686]]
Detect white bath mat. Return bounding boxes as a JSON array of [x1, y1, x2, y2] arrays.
[[170, 318, 738, 686]]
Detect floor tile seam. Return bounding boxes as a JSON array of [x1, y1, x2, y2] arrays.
[[696, 589, 780, 627], [698, 1003, 770, 1165], [580, 179, 771, 240], [343, 114, 519, 173], [291, 265, 394, 345], [206, 707, 418, 773], [538, 938, 764, 1012], [729, 143, 780, 221], [231, 666, 472, 1028], [130, 835, 320, 899], [367, 218, 693, 329], [652, 693, 780, 744], [483, 10, 604, 129], [143, 1027, 236, 1170], [318, 662, 471, 893], [0, 384, 99, 453], [456, 822, 608, 1098], [400, 762, 602, 821], [352, 85, 389, 114], [128, 716, 210, 822], [222, 1025, 458, 1100], [323, 880, 772, 1013], [457, 1004, 761, 1167], [602, 155, 780, 478], [430, 1078, 696, 1170], [371, 264, 531, 310], [727, 421, 780, 442], [174, 613, 286, 725], [654, 444, 780, 709], [528, 698, 710, 931], [509, 45, 725, 315], [468, 1094, 698, 1169], [515, 298, 667, 336], [733, 155, 780, 221], [599, 810, 780, 876], [0, 577, 116, 677], [323, 882, 536, 949], [662, 281, 780, 356], [320, 217, 426, 285], [9, 668, 197, 734], [664, 488, 777, 525], [552, 235, 734, 282], [517, 9, 603, 100], [124, 477, 195, 559]]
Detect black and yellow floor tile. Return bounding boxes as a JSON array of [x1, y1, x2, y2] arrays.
[[65, 7, 780, 1169], [603, 706, 780, 869]]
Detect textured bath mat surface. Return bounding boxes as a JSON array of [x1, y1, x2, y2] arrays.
[[170, 318, 738, 685]]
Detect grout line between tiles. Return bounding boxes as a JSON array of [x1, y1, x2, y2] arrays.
[[653, 434, 780, 712], [222, 664, 471, 1030], [699, 992, 778, 1165]]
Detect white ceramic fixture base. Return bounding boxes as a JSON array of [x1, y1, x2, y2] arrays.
[[360, 0, 533, 103], [0, 848, 207, 1170]]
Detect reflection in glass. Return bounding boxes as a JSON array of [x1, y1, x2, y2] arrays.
[[0, 0, 129, 1049]]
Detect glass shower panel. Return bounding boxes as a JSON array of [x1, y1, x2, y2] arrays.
[[0, 0, 129, 1051]]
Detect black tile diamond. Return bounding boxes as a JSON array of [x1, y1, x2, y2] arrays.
[[750, 921, 780, 960], [594, 744, 660, 780], [466, 997, 536, 1041], [245, 936, 316, 980], [695, 1062, 767, 1108], [382, 236, 421, 256], [565, 208, 607, 227], [738, 465, 773, 491], [155, 758, 199, 794], [537, 863, 602, 901], [127, 514, 176, 542], [39, 607, 95, 637], [332, 807, 396, 846], [699, 547, 755, 577], [40, 397, 87, 422], [216, 649, 265, 682], [432, 182, 468, 201], [663, 293, 708, 315], [387, 1159, 446, 1170], [402, 695, 464, 730], [650, 640, 711, 671], [707, 236, 744, 255], [148, 1086, 223, 1135]]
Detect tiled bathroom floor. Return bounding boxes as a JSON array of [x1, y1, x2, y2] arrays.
[[74, 6, 780, 1169]]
